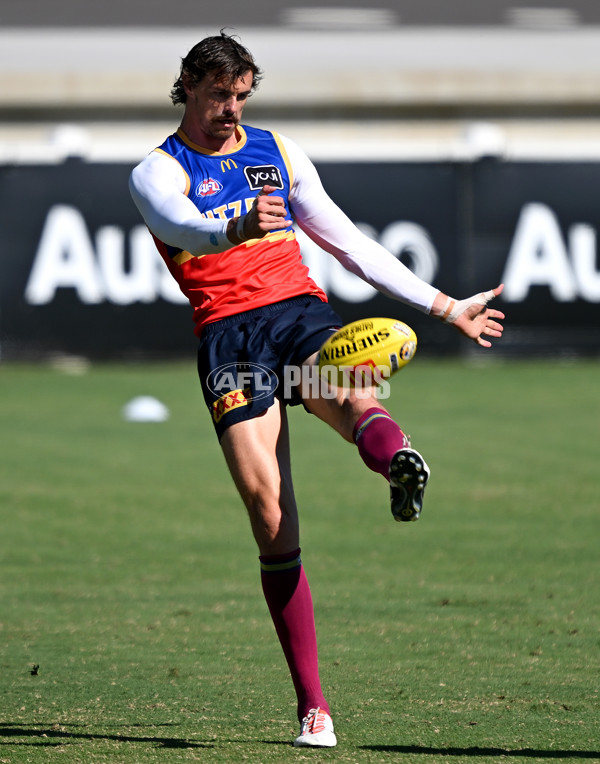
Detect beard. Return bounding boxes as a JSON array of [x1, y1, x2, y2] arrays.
[[209, 115, 238, 139]]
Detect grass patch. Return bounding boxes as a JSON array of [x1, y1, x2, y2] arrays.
[[0, 359, 598, 763]]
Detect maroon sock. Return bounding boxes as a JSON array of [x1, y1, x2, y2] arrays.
[[353, 407, 409, 480], [260, 549, 329, 721]]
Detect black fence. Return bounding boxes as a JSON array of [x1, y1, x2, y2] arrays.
[[1, 157, 598, 360]]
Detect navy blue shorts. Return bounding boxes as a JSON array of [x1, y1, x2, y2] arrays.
[[197, 296, 342, 439]]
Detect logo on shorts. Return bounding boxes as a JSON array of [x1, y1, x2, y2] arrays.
[[212, 388, 249, 423], [244, 165, 284, 191], [196, 178, 223, 197], [207, 363, 279, 422]]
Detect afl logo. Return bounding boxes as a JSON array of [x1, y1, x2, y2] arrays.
[[196, 178, 223, 197], [207, 362, 279, 402]]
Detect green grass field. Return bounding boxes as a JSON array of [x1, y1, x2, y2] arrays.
[[0, 358, 598, 763]]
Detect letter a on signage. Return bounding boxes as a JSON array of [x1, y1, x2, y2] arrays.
[[502, 203, 577, 302]]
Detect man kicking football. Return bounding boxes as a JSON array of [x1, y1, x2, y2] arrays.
[[129, 31, 505, 747]]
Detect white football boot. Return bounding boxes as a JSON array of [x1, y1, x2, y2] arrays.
[[293, 708, 337, 747]]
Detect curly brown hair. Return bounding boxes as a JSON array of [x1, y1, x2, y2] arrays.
[[170, 31, 263, 105]]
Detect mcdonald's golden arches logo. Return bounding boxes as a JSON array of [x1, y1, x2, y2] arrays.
[[220, 158, 238, 172]]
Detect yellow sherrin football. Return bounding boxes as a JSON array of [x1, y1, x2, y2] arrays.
[[318, 317, 417, 387]]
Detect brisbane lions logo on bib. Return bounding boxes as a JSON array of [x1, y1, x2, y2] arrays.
[[244, 165, 284, 191]]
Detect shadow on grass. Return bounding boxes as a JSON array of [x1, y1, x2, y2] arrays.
[[0, 723, 212, 749], [361, 745, 600, 759]]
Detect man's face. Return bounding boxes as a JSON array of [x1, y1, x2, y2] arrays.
[[183, 70, 253, 144]]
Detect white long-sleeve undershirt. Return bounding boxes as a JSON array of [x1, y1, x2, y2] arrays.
[[129, 131, 440, 313]]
